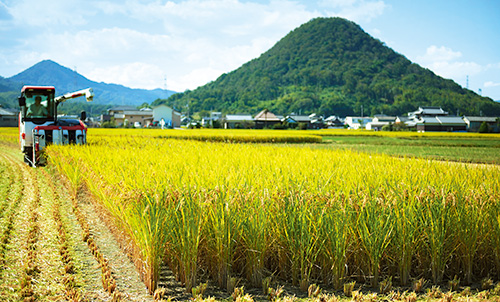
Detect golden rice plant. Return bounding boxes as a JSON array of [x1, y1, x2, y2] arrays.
[[490, 198, 500, 279], [88, 128, 322, 144], [355, 191, 394, 288], [165, 189, 204, 292], [203, 187, 241, 290], [320, 197, 351, 289], [239, 196, 271, 288], [420, 190, 455, 284], [453, 191, 485, 285], [275, 187, 324, 291], [45, 132, 500, 294], [390, 186, 423, 286], [126, 191, 169, 292], [0, 127, 19, 145]]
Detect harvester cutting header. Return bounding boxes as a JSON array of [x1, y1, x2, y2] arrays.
[[18, 86, 94, 167]]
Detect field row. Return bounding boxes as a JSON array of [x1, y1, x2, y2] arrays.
[[47, 135, 500, 296], [0, 149, 80, 300], [0, 144, 154, 301], [2, 126, 500, 164]]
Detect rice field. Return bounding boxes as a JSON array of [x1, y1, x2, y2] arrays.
[[44, 128, 500, 298], [89, 128, 323, 143]]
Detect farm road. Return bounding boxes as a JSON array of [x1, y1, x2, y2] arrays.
[[0, 145, 154, 301]]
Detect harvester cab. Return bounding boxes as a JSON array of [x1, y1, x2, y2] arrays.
[[18, 86, 94, 167]]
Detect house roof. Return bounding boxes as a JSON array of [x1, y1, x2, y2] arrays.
[[108, 105, 136, 111], [373, 115, 396, 122], [0, 108, 16, 116], [436, 116, 466, 125], [225, 114, 253, 121], [417, 117, 441, 125], [367, 121, 390, 127], [324, 115, 340, 122], [254, 109, 280, 122], [396, 116, 410, 122], [287, 115, 311, 122], [345, 117, 372, 124], [410, 106, 448, 116], [418, 116, 466, 126], [325, 116, 344, 125], [114, 110, 153, 116], [463, 116, 498, 122]]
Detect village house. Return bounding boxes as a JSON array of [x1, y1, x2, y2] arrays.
[[282, 114, 312, 129], [254, 109, 281, 129], [324, 115, 344, 128], [101, 106, 153, 127], [344, 116, 373, 129], [223, 114, 254, 129], [463, 116, 499, 132], [409, 106, 448, 119], [405, 106, 466, 132], [0, 108, 18, 127], [201, 112, 222, 127], [366, 115, 396, 130], [152, 104, 181, 128]]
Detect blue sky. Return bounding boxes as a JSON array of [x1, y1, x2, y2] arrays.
[[1, 0, 499, 101]]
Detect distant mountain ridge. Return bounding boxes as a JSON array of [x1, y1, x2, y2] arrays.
[[157, 17, 500, 117], [0, 60, 176, 111]]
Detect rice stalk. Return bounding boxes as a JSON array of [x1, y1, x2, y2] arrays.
[[320, 198, 351, 289], [356, 192, 394, 288]]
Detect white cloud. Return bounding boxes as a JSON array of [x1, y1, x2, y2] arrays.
[[319, 0, 388, 22], [427, 61, 482, 79], [7, 0, 88, 27], [173, 67, 226, 91], [0, 0, 389, 92], [369, 28, 381, 36], [414, 46, 500, 100], [484, 81, 500, 88], [416, 45, 483, 81], [49, 0, 316, 91], [419, 45, 462, 62], [87, 62, 165, 89], [486, 63, 500, 70], [0, 2, 12, 21]]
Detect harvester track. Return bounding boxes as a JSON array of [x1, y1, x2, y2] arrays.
[[0, 147, 153, 301]]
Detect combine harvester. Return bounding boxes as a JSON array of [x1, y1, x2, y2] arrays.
[[18, 86, 94, 167]]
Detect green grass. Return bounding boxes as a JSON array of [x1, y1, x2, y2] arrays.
[[321, 135, 500, 164]]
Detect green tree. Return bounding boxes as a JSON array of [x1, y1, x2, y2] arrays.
[[154, 17, 500, 118], [478, 121, 491, 133], [138, 102, 151, 109]]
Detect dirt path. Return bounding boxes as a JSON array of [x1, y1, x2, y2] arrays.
[[0, 146, 154, 301]]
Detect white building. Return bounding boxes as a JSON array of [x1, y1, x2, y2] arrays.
[[366, 115, 396, 130], [202, 112, 222, 127], [152, 104, 181, 128], [344, 116, 373, 129]]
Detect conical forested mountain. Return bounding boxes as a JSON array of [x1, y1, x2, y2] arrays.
[[155, 17, 500, 117]]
